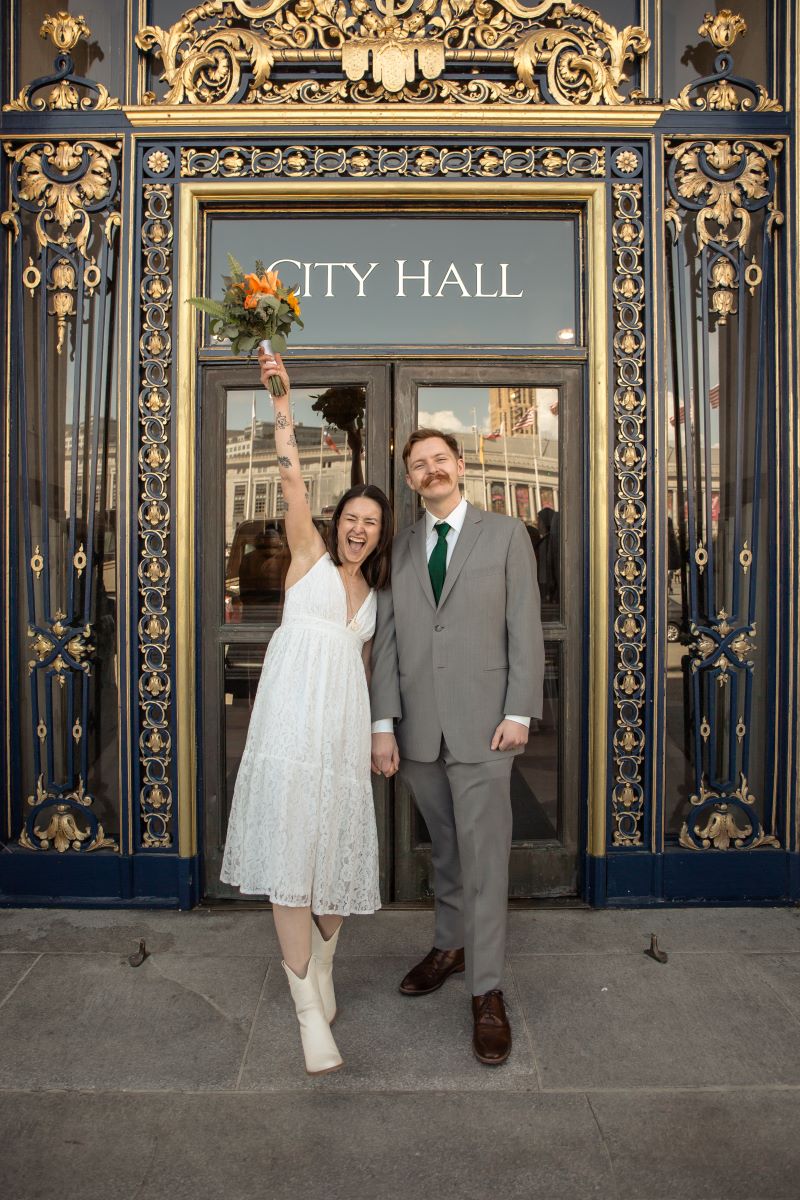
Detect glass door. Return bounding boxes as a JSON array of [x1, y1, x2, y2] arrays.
[[200, 361, 392, 898], [393, 362, 584, 898], [200, 359, 583, 901]]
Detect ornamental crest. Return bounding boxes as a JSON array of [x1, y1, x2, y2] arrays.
[[136, 0, 650, 106]]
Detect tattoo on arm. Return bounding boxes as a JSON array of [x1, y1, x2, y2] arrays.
[[275, 411, 290, 429], [277, 455, 291, 468], [287, 432, 297, 447]]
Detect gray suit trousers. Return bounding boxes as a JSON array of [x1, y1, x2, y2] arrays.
[[400, 742, 514, 996]]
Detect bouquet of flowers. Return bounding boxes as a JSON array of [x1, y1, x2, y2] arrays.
[[188, 255, 303, 396]]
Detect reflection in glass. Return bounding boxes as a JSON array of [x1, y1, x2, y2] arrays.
[[223, 643, 267, 831], [223, 386, 367, 625], [417, 385, 561, 622], [15, 226, 119, 845], [665, 221, 771, 838]]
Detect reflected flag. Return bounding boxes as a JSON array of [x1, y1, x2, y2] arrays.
[[324, 432, 341, 453], [483, 428, 501, 440], [512, 406, 537, 431]]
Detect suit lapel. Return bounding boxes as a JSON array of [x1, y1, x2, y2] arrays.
[[437, 503, 483, 609], [408, 517, 436, 609]]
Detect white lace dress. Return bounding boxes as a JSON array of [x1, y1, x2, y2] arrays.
[[220, 553, 381, 914]]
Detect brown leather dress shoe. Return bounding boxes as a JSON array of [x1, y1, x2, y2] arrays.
[[471, 989, 512, 1065], [399, 947, 465, 995]]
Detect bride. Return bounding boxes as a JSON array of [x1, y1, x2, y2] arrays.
[[221, 347, 394, 1075]]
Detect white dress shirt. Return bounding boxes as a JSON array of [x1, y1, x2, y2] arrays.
[[372, 495, 530, 736]]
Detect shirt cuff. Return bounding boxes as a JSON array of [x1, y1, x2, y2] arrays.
[[505, 714, 531, 729], [371, 719, 395, 735]]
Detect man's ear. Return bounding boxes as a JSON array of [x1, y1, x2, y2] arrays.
[[456, 458, 466, 478]]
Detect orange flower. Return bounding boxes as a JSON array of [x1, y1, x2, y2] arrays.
[[286, 291, 301, 317], [244, 270, 280, 296], [241, 270, 281, 310]]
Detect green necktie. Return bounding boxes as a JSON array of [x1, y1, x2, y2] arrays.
[[428, 521, 451, 605]]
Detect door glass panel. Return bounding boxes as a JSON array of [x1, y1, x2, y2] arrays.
[[414, 385, 565, 848], [223, 384, 367, 626], [223, 642, 268, 824], [416, 385, 561, 622]]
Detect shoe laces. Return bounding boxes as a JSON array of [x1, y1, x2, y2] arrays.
[[475, 989, 508, 1023]]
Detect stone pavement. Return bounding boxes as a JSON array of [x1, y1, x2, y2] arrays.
[[1, 904, 800, 1200]]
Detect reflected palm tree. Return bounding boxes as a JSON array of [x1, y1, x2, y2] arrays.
[[311, 386, 366, 486]]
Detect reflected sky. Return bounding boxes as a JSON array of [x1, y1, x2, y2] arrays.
[[209, 215, 576, 347]]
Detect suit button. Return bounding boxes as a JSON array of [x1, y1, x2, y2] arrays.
[[434, 625, 443, 632]]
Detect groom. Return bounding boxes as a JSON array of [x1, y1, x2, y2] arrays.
[[370, 428, 544, 1065]]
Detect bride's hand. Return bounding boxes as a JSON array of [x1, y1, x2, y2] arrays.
[[258, 346, 290, 397]]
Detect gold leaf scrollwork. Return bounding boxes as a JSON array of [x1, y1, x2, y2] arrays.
[[679, 775, 780, 851], [667, 9, 781, 112], [136, 0, 649, 106], [611, 180, 646, 849], [3, 14, 121, 112], [138, 182, 174, 850], [41, 12, 91, 53], [20, 775, 119, 853]]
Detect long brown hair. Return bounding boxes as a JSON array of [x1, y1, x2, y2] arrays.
[[327, 484, 393, 590]]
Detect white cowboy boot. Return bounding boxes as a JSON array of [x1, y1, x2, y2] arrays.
[[282, 958, 343, 1076], [311, 920, 341, 1024]]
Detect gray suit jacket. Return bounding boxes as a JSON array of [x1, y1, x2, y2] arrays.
[[370, 502, 545, 764]]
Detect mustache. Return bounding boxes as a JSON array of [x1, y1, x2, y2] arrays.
[[422, 472, 450, 487]]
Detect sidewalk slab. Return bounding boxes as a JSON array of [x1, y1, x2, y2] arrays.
[[0, 1090, 615, 1200], [238, 954, 538, 1092], [0, 953, 39, 1006], [510, 951, 800, 1090], [0, 907, 279, 957], [0, 952, 269, 1091], [506, 906, 800, 956], [590, 1088, 800, 1200]]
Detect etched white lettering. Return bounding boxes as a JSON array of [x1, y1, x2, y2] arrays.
[[346, 261, 380, 297], [434, 262, 470, 299], [499, 263, 524, 298], [314, 262, 351, 298], [396, 259, 431, 298], [474, 263, 499, 299]]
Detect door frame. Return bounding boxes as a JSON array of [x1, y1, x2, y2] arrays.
[[174, 179, 610, 892]]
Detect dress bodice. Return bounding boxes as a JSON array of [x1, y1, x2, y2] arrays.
[[281, 553, 376, 644]]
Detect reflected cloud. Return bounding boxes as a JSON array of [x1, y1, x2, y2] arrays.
[[418, 408, 470, 432]]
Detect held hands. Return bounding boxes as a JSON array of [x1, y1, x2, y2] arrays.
[[371, 732, 400, 777], [258, 345, 291, 398], [490, 719, 529, 752]]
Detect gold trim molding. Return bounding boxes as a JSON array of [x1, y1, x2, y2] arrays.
[[136, 0, 649, 107], [169, 173, 610, 858]]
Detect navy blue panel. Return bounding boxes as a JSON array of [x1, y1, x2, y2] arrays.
[[603, 849, 800, 905], [605, 851, 659, 901], [0, 851, 200, 909], [583, 853, 607, 906]]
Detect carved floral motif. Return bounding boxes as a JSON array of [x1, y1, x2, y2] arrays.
[[136, 0, 649, 106]]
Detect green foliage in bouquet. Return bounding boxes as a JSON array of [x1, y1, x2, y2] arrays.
[[188, 255, 304, 395]]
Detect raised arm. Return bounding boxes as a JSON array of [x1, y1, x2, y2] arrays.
[[259, 347, 324, 565]]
